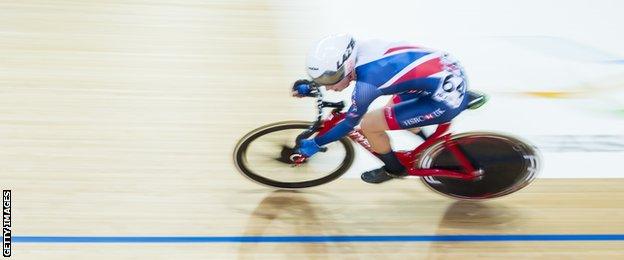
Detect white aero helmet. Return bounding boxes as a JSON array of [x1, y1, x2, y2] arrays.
[[306, 34, 357, 86]]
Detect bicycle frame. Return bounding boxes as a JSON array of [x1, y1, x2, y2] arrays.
[[317, 109, 481, 181]]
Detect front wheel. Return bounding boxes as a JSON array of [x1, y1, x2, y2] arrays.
[[233, 121, 355, 189], [418, 132, 540, 200]]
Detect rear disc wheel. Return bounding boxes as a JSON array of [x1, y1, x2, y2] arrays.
[[418, 132, 540, 200]]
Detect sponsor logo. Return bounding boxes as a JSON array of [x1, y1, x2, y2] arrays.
[[402, 108, 445, 126], [308, 67, 319, 71], [336, 38, 356, 70], [348, 130, 374, 152]]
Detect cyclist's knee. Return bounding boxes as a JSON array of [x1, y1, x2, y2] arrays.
[[360, 110, 388, 134], [360, 114, 375, 134]]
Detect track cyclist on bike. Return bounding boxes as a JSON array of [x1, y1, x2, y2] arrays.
[[293, 34, 470, 184]]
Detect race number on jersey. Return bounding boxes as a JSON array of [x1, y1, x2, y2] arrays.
[[432, 53, 466, 109]]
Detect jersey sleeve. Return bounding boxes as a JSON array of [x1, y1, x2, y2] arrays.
[[314, 82, 381, 146]]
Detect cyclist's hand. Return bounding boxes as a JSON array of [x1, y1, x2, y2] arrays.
[[297, 138, 321, 158], [292, 79, 313, 98]]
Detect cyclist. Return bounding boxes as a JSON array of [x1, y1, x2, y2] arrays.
[[293, 34, 469, 184]]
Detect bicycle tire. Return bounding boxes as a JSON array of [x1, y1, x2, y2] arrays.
[[233, 121, 355, 189]]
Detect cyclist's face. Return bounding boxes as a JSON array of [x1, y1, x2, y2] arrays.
[[325, 72, 354, 92]]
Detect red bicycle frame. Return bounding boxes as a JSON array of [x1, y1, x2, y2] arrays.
[[317, 110, 481, 181]]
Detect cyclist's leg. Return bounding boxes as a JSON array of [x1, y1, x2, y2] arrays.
[[359, 108, 403, 183], [360, 92, 424, 183], [362, 88, 468, 183], [363, 75, 469, 183], [361, 91, 423, 154], [360, 108, 392, 154]]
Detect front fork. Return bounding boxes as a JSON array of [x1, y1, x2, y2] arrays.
[[290, 109, 345, 165]]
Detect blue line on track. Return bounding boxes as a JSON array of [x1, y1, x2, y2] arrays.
[[13, 234, 624, 243]]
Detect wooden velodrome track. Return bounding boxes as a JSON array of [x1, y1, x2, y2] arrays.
[[1, 0, 623, 259]]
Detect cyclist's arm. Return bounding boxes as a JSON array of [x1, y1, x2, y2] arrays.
[[314, 82, 381, 146]]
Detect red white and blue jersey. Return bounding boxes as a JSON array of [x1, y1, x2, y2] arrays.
[[314, 39, 468, 146], [355, 40, 463, 94]]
